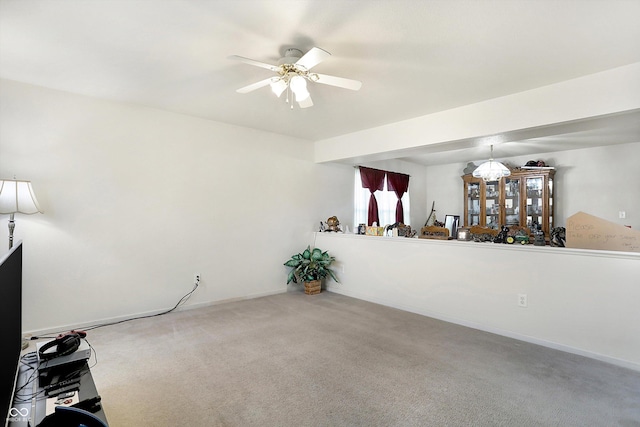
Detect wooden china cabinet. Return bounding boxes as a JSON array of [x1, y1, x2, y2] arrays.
[[462, 168, 555, 238]]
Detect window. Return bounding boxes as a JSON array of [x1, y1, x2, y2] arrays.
[[354, 168, 411, 227]]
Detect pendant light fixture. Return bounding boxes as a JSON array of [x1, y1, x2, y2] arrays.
[[472, 145, 511, 182]]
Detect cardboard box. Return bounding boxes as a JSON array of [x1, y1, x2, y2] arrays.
[[566, 211, 639, 252]]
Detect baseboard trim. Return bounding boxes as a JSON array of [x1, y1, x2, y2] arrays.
[[326, 285, 640, 372], [24, 288, 287, 338], [175, 288, 287, 312]]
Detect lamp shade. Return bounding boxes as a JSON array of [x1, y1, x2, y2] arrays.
[[472, 160, 511, 182], [472, 144, 511, 182], [270, 78, 287, 97], [0, 179, 43, 214], [289, 75, 307, 93]]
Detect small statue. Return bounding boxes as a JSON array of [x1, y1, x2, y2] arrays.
[[533, 224, 546, 246], [326, 216, 341, 232], [550, 227, 566, 247], [494, 225, 509, 244]]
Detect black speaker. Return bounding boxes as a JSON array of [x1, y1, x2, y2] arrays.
[[38, 332, 83, 361]]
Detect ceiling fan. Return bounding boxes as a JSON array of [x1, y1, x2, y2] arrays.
[[228, 47, 362, 109]]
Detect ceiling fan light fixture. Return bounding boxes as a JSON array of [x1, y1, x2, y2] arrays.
[[230, 46, 362, 109], [289, 75, 310, 101], [270, 78, 287, 97], [289, 75, 307, 92]]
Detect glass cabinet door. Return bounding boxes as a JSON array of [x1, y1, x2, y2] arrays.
[[504, 177, 520, 227], [466, 181, 480, 226], [526, 176, 544, 230], [484, 181, 499, 229]]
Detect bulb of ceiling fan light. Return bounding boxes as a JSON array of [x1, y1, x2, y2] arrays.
[[270, 78, 287, 97], [289, 75, 307, 94]]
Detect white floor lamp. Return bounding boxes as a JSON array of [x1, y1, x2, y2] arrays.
[[0, 179, 43, 250]]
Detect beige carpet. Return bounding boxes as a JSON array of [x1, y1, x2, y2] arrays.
[[85, 291, 640, 426]]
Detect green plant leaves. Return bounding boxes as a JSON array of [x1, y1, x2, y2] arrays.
[[286, 269, 297, 284], [325, 268, 339, 283], [283, 246, 339, 285], [284, 259, 301, 268]]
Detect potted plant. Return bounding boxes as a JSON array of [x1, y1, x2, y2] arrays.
[[284, 246, 339, 294]]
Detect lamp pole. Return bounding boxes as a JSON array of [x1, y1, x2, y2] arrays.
[[8, 213, 15, 250]]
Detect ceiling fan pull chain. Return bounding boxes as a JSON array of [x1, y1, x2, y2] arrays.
[[288, 85, 295, 109]]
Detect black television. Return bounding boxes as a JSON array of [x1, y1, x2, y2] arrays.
[[0, 241, 23, 427]]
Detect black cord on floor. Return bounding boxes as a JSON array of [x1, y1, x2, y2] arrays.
[[30, 280, 199, 339]]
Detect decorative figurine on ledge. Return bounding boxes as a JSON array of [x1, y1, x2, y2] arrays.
[[550, 227, 566, 247], [384, 222, 416, 237], [533, 224, 546, 246], [319, 216, 342, 233], [493, 225, 509, 244], [326, 216, 341, 232], [470, 226, 499, 242]]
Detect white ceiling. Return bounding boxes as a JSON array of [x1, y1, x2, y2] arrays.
[[1, 0, 639, 165]]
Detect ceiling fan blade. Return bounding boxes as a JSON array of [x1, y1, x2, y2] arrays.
[[314, 73, 362, 91], [228, 55, 280, 72], [236, 78, 273, 94], [298, 95, 314, 109], [295, 47, 331, 70]]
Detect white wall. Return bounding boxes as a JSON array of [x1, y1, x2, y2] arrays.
[[425, 142, 640, 230], [0, 79, 354, 332], [317, 233, 640, 371]]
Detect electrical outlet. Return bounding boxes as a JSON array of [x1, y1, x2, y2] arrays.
[[619, 211, 626, 219], [194, 273, 200, 285], [518, 293, 528, 307]]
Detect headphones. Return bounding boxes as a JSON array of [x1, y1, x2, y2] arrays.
[[39, 330, 87, 361]]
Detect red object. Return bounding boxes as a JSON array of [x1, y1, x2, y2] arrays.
[[387, 172, 410, 223], [360, 167, 385, 226]]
